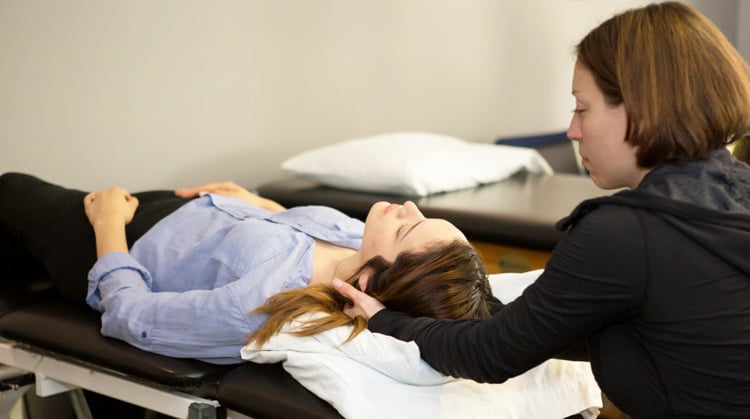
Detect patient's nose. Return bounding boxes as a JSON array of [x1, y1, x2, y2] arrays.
[[399, 201, 423, 219]]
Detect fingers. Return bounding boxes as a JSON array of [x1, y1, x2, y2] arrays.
[[175, 182, 237, 198], [83, 187, 138, 213], [127, 194, 139, 208], [332, 279, 361, 319], [332, 278, 386, 320], [95, 187, 133, 200], [342, 305, 359, 319], [174, 187, 202, 198], [85, 191, 97, 205], [332, 278, 358, 300]]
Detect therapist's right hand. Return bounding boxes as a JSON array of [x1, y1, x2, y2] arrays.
[[332, 278, 386, 320]]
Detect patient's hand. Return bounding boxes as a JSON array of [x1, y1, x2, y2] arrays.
[[332, 278, 386, 320], [83, 187, 139, 258], [175, 181, 286, 212], [84, 187, 139, 228]]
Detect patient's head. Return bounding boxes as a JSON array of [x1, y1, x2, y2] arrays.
[[360, 200, 467, 262], [354, 239, 492, 320], [248, 239, 493, 348]]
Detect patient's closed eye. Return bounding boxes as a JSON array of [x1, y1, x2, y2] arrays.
[[400, 221, 425, 241]]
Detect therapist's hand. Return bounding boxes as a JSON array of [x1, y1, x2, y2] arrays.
[[332, 278, 386, 320], [175, 181, 286, 212]]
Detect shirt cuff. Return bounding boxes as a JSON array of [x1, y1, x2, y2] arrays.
[[368, 309, 398, 334], [86, 252, 152, 309]]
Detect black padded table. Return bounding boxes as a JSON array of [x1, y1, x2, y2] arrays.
[[0, 280, 344, 418]]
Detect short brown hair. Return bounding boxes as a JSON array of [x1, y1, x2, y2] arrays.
[[576, 2, 750, 167], [247, 240, 493, 348], [734, 138, 750, 165]]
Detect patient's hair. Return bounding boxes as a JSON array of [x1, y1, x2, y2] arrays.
[[576, 1, 750, 168], [247, 240, 493, 348]]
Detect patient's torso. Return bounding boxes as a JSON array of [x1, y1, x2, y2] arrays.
[[130, 194, 364, 297]]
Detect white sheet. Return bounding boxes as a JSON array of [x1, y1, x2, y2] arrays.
[[242, 270, 602, 419]]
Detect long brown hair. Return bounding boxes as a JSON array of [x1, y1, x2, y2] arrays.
[[247, 240, 492, 348], [576, 1, 750, 167]]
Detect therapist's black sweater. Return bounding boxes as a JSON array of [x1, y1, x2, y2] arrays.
[[369, 149, 750, 418]]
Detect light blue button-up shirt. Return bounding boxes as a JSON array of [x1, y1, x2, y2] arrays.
[[86, 194, 364, 364]]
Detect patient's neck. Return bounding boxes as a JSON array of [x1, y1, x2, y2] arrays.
[[309, 239, 358, 286]]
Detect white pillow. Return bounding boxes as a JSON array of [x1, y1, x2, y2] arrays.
[[281, 132, 553, 196]]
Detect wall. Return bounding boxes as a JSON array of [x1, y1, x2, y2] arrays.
[[738, 1, 750, 60], [0, 0, 741, 191]]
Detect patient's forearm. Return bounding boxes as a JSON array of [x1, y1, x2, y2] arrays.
[[89, 252, 250, 363], [92, 219, 129, 258], [82, 187, 138, 258]]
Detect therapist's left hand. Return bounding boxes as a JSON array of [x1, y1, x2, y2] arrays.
[[332, 278, 386, 320]]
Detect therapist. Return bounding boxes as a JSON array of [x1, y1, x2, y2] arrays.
[[334, 2, 750, 417]]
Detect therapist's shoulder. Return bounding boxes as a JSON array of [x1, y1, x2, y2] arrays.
[[546, 202, 649, 294], [561, 195, 644, 234], [558, 201, 647, 254]]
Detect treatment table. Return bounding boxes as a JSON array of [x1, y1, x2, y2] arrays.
[[0, 171, 604, 418]]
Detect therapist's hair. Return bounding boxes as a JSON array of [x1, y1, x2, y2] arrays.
[[247, 240, 493, 348], [734, 138, 750, 165], [576, 1, 750, 168]]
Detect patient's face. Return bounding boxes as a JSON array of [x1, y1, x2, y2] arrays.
[[360, 201, 467, 262]]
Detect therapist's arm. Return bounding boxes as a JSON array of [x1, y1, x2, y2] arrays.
[[334, 208, 647, 383]]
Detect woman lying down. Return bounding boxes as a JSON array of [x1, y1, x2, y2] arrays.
[[0, 173, 495, 364]]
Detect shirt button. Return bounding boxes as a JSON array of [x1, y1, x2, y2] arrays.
[[141, 331, 147, 338]]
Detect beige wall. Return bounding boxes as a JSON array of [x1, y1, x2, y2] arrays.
[[0, 0, 742, 191], [738, 1, 750, 60]]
